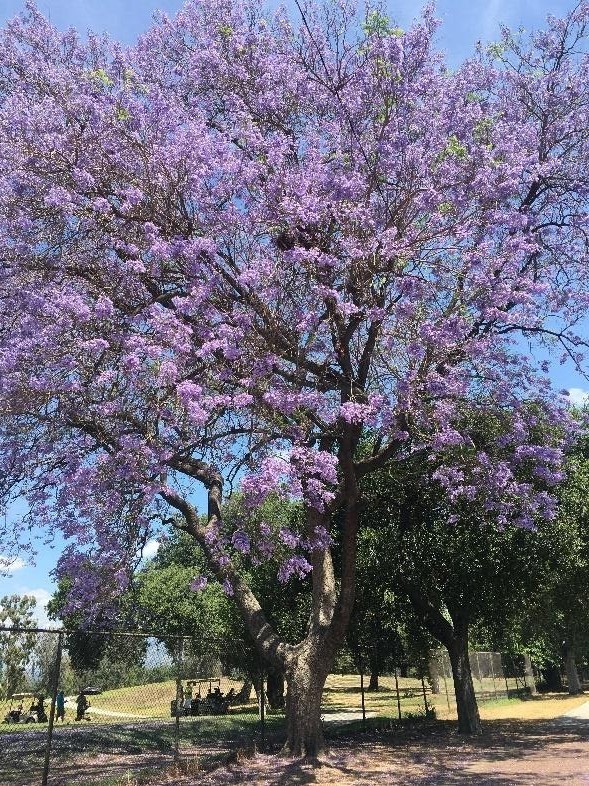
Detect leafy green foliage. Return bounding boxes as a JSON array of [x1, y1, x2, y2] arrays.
[[0, 595, 36, 698]]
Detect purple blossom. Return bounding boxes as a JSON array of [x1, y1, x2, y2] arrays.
[[279, 528, 299, 549], [277, 556, 313, 583], [0, 0, 584, 628], [231, 530, 251, 554], [190, 575, 208, 592]]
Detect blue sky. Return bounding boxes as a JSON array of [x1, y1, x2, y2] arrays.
[[0, 0, 586, 625]]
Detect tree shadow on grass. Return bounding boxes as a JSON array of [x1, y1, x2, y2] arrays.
[[195, 718, 589, 786]]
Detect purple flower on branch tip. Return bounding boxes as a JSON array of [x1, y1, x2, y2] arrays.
[[190, 575, 208, 592], [278, 556, 313, 583], [231, 530, 251, 554]]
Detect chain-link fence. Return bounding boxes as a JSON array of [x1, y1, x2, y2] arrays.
[[0, 627, 538, 786], [0, 628, 264, 786], [429, 648, 535, 713]]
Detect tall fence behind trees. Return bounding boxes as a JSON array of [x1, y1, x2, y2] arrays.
[[0, 627, 536, 786]]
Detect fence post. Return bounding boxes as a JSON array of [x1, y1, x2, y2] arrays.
[[421, 675, 429, 715], [259, 664, 266, 752], [394, 668, 402, 721], [474, 651, 484, 696], [360, 663, 366, 732], [41, 630, 63, 786], [489, 652, 498, 698], [174, 636, 184, 764], [502, 654, 510, 696]]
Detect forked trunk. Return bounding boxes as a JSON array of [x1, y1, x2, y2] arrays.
[[565, 645, 583, 695], [283, 643, 332, 757], [448, 635, 481, 735]]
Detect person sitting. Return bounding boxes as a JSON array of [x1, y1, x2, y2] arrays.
[[183, 684, 193, 714], [7, 702, 23, 722]]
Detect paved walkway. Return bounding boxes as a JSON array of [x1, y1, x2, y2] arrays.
[[563, 698, 589, 720], [322, 709, 378, 724], [86, 706, 150, 720]]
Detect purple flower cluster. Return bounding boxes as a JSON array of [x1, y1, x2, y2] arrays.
[[0, 0, 586, 615]]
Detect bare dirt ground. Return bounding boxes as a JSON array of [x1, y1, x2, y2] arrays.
[[6, 694, 589, 785], [146, 694, 589, 786], [178, 719, 589, 786]]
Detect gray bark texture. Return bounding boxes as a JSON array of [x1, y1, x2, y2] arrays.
[[565, 645, 583, 695], [448, 636, 482, 735], [523, 653, 537, 696]]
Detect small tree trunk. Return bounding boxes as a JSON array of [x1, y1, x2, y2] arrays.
[[283, 642, 331, 758], [429, 652, 441, 695], [564, 645, 583, 695], [367, 651, 380, 691], [522, 654, 537, 696], [541, 662, 562, 692], [447, 635, 481, 734]]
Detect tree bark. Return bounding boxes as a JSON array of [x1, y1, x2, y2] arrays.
[[447, 634, 481, 735], [368, 669, 379, 691], [429, 652, 441, 694], [564, 644, 583, 695], [282, 640, 332, 757], [522, 654, 537, 696]]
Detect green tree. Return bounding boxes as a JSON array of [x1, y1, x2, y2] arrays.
[[132, 497, 312, 707], [0, 595, 36, 698], [357, 428, 555, 734], [499, 433, 589, 694], [345, 527, 434, 690]]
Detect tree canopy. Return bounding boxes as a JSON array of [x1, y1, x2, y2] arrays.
[[1, 0, 589, 753]]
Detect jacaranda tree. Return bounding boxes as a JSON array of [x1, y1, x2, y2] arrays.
[[1, 0, 588, 754]]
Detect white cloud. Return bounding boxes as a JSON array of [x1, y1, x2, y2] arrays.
[[0, 587, 54, 629], [20, 587, 53, 629], [567, 387, 589, 407], [141, 539, 160, 560], [0, 555, 26, 575]]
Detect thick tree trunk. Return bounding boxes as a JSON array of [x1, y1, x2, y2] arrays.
[[564, 645, 583, 695], [283, 642, 332, 757], [368, 670, 379, 691], [541, 662, 562, 692], [447, 635, 481, 734], [165, 456, 361, 759]]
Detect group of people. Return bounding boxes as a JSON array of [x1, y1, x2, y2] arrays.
[[4, 695, 47, 724], [56, 689, 91, 722], [175, 683, 235, 716], [4, 690, 90, 724]]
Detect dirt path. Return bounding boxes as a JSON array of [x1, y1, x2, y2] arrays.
[[169, 696, 589, 786], [186, 718, 589, 786]]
